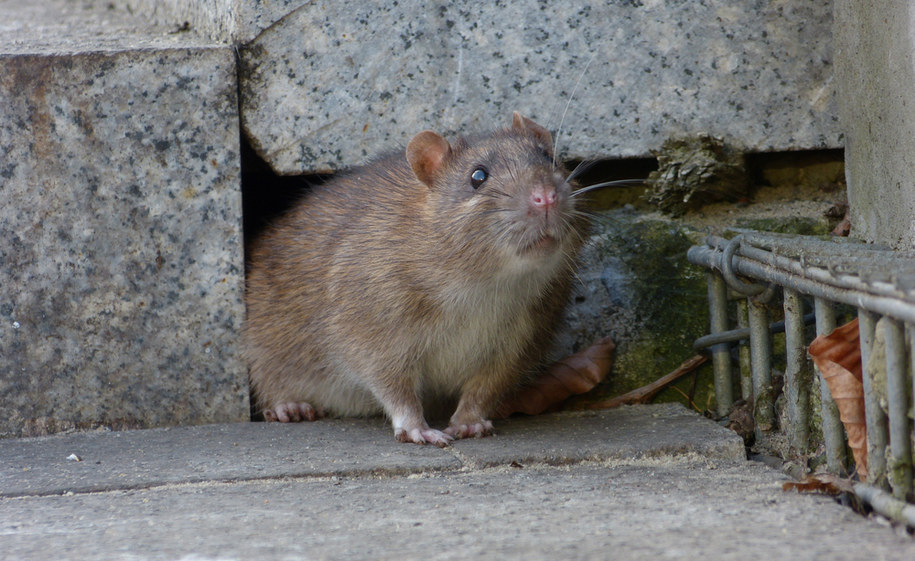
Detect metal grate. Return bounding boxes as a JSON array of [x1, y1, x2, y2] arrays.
[[688, 231, 915, 525]]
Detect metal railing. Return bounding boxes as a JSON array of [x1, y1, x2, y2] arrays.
[[688, 231, 915, 525]]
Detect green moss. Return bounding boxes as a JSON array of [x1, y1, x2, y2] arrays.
[[734, 216, 832, 236], [585, 212, 716, 411]]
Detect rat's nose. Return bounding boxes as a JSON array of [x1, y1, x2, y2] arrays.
[[530, 186, 557, 210]]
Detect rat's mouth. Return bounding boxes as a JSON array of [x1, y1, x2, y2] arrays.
[[520, 234, 559, 254]]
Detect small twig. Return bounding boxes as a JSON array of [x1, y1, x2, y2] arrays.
[[667, 384, 703, 413], [584, 354, 708, 409]]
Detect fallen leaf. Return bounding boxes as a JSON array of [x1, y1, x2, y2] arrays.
[[783, 473, 856, 495], [493, 336, 615, 418], [808, 318, 866, 478]]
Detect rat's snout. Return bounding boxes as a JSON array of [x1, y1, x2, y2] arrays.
[[529, 185, 558, 211]]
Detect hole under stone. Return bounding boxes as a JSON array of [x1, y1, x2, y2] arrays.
[[240, 144, 847, 249], [240, 137, 332, 264], [565, 157, 659, 210]]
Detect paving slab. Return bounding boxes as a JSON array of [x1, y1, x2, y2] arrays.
[[3, 461, 913, 561], [2, 404, 913, 560], [0, 405, 739, 498], [0, 419, 459, 498], [453, 403, 744, 467]]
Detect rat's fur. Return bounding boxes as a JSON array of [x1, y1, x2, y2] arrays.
[[243, 113, 589, 445]]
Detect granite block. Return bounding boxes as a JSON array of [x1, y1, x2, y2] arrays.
[[239, 0, 840, 175], [121, 0, 309, 43], [0, 0, 216, 54], [0, 42, 248, 435]]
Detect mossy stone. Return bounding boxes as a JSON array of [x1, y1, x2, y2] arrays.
[[559, 209, 716, 412]]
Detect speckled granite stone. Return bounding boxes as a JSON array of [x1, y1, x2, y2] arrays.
[[0, 1, 248, 436], [121, 0, 309, 43], [0, 0, 217, 54], [239, 0, 840, 174]]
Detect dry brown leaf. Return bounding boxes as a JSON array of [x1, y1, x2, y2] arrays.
[[808, 318, 866, 478], [783, 473, 856, 495], [493, 336, 615, 418]]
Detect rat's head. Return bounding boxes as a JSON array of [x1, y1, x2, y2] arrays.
[[406, 112, 588, 274]]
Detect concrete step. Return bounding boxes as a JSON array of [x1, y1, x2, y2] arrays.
[[0, 405, 744, 497], [0, 0, 248, 437], [3, 405, 914, 560]]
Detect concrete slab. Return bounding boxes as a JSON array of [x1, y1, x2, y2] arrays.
[[454, 404, 745, 467], [0, 0, 248, 436], [1, 405, 738, 498], [3, 461, 913, 560], [0, 420, 460, 498], [3, 404, 912, 560], [239, 0, 839, 174]]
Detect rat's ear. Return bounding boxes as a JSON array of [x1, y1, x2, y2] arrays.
[[406, 131, 452, 187], [512, 112, 554, 155]]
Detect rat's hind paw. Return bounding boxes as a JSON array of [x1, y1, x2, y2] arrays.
[[263, 402, 322, 423], [395, 427, 454, 447], [444, 420, 494, 439]]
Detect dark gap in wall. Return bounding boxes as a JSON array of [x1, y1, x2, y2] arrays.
[[239, 136, 332, 261], [745, 148, 845, 191], [241, 141, 663, 246], [240, 146, 845, 251], [565, 157, 659, 210]]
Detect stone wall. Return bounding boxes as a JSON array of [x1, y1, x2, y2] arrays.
[[0, 1, 249, 436], [238, 0, 840, 174], [834, 1, 915, 248], [0, 0, 846, 436]]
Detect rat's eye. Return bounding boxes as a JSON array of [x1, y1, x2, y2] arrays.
[[470, 167, 488, 189]]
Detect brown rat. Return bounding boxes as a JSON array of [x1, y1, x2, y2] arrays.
[[242, 112, 590, 446]]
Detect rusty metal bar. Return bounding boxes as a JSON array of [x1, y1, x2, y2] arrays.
[[854, 483, 915, 527], [688, 232, 915, 518], [783, 288, 809, 454], [688, 243, 915, 324], [858, 310, 887, 487], [736, 299, 752, 400], [884, 318, 913, 499], [813, 298, 848, 475], [707, 272, 734, 416], [748, 299, 774, 438]]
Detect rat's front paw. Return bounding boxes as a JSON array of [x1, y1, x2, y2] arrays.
[[395, 427, 454, 447], [444, 419, 494, 439]]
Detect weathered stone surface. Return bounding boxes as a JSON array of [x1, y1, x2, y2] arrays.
[[6, 456, 915, 560], [0, 420, 460, 497], [0, 404, 740, 498], [834, 1, 915, 248], [0, 1, 248, 436], [121, 0, 308, 43], [0, 0, 216, 54], [556, 210, 712, 407], [239, 0, 839, 175]]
